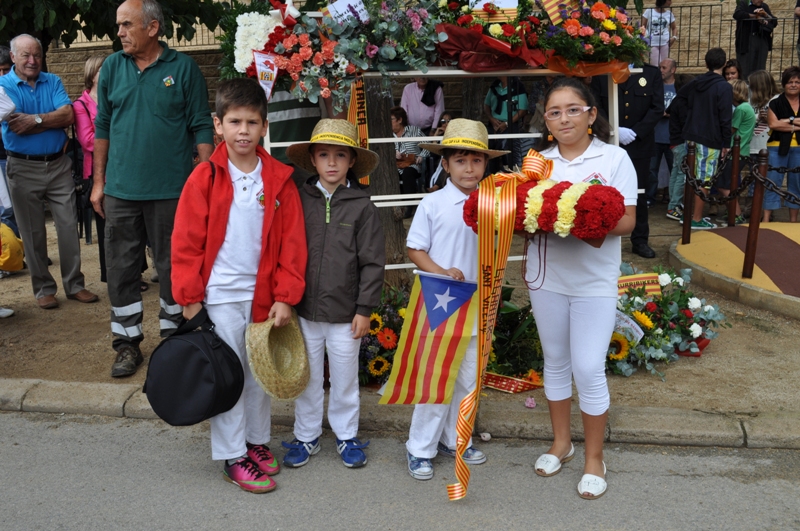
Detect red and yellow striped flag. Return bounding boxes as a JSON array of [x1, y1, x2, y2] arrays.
[[541, 0, 580, 25], [617, 273, 662, 297], [379, 272, 478, 405]]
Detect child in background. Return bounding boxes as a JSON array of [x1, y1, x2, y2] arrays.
[[171, 78, 308, 493], [284, 119, 385, 469], [718, 79, 756, 224], [404, 119, 509, 480]]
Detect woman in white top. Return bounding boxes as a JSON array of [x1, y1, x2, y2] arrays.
[[527, 77, 637, 500], [642, 0, 678, 66]]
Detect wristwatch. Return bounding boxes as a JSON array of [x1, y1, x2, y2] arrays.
[[33, 114, 42, 124]]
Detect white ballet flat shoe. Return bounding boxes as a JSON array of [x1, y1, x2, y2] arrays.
[[577, 462, 607, 500], [534, 443, 575, 477]]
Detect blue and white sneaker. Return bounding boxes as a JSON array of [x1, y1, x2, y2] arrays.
[[335, 438, 369, 468], [437, 442, 487, 465], [281, 438, 320, 468], [407, 452, 433, 480]]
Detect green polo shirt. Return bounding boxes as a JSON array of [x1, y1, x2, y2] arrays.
[[94, 43, 214, 200]]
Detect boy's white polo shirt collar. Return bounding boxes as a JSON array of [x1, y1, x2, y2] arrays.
[[442, 178, 473, 204], [546, 137, 606, 165], [315, 179, 350, 199], [227, 159, 263, 188]]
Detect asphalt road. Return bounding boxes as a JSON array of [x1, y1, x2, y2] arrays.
[[1, 412, 799, 531]]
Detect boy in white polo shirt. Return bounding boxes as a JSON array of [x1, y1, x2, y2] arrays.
[[403, 119, 508, 480]]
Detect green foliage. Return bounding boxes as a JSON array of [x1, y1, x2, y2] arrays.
[[0, 0, 223, 51], [487, 286, 544, 377]]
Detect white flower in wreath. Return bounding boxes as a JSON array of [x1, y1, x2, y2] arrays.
[[689, 323, 703, 338], [632, 296, 644, 306], [687, 297, 702, 311], [703, 304, 715, 313], [654, 328, 663, 335], [439, 0, 447, 6], [234, 12, 283, 73], [461, 5, 470, 12], [658, 273, 671, 286], [673, 277, 684, 287]]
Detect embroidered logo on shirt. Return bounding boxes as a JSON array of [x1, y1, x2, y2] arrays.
[[163, 75, 175, 87], [256, 189, 265, 208], [584, 172, 608, 185]]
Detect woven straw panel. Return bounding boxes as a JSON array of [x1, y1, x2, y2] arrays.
[[246, 313, 310, 401]]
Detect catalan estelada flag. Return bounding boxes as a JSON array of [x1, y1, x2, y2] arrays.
[[541, 0, 580, 25], [379, 271, 477, 405]]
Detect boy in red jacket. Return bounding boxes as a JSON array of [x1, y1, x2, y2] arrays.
[[171, 78, 307, 493]]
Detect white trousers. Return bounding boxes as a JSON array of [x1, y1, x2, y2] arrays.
[[406, 337, 477, 459], [206, 301, 271, 461], [294, 317, 361, 442], [528, 289, 616, 416]]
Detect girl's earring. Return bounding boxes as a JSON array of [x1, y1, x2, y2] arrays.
[[588, 124, 593, 135], [547, 131, 553, 141]]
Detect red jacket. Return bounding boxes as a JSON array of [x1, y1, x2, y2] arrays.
[[171, 142, 308, 322]]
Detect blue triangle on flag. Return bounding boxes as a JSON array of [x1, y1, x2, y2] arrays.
[[419, 275, 477, 331]]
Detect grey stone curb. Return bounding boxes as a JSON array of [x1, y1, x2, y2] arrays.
[[669, 241, 800, 320], [3, 378, 799, 449]]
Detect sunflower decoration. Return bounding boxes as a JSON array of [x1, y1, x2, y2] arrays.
[[369, 313, 383, 336], [368, 356, 391, 377], [607, 332, 630, 361], [631, 310, 654, 330], [376, 327, 398, 350]]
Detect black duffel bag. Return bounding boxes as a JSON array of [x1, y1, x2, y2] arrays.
[[144, 306, 244, 426]]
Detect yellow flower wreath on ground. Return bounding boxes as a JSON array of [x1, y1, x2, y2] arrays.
[[369, 313, 383, 336], [524, 179, 557, 232], [553, 182, 591, 237], [608, 332, 630, 361], [368, 356, 391, 377], [632, 310, 654, 330]]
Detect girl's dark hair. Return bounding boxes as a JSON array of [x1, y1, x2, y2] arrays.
[[536, 77, 610, 151], [655, 0, 669, 8], [723, 59, 742, 80]]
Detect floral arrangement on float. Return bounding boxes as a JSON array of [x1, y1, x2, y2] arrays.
[[219, 0, 446, 110], [538, 0, 649, 80], [609, 265, 731, 378], [462, 148, 626, 241], [359, 287, 408, 385]]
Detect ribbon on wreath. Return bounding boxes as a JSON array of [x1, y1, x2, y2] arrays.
[[269, 0, 300, 27], [446, 173, 517, 501], [347, 77, 370, 185]]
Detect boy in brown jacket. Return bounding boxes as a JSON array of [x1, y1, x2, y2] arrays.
[[284, 119, 385, 468]]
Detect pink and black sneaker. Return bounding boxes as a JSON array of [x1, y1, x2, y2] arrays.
[[223, 457, 277, 493], [246, 442, 280, 476]]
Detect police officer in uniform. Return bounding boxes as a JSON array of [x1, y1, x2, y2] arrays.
[[592, 63, 664, 258]]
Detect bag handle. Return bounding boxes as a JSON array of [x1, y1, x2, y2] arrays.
[[174, 305, 214, 336]]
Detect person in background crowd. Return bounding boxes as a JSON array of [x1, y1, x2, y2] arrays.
[[642, 0, 678, 66], [675, 47, 733, 230], [400, 78, 444, 135], [0, 35, 99, 309], [763, 66, 800, 223], [391, 106, 429, 216], [0, 44, 18, 239], [484, 76, 529, 171], [717, 79, 755, 224], [592, 63, 664, 258], [665, 73, 696, 222], [745, 70, 778, 218], [92, 0, 214, 377], [74, 55, 106, 277], [724, 59, 743, 82], [733, 0, 777, 79], [650, 58, 677, 206], [796, 1, 800, 65], [426, 111, 454, 193]]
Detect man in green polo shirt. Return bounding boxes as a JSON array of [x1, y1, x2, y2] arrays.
[[91, 0, 214, 377]]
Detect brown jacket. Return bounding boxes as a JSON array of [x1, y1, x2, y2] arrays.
[[295, 175, 385, 323]]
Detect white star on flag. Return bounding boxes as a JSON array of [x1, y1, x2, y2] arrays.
[[432, 287, 456, 313]]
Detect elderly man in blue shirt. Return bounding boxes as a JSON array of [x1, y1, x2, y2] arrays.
[[0, 34, 98, 309]]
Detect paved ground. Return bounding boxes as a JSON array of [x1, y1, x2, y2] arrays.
[[2, 412, 799, 531]]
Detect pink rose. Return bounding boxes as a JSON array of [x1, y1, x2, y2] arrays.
[[611, 35, 622, 46], [419, 8, 429, 18], [366, 43, 379, 58], [321, 87, 331, 99], [616, 11, 628, 23], [579, 25, 594, 37], [318, 77, 329, 88], [599, 31, 611, 44], [584, 43, 594, 54], [313, 52, 324, 66]]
